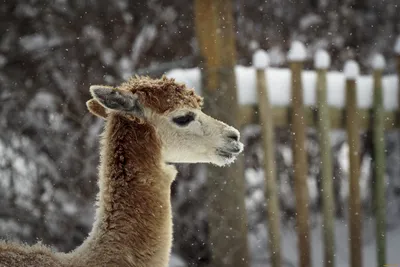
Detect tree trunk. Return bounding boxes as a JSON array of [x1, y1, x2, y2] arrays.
[[194, 1, 250, 267]]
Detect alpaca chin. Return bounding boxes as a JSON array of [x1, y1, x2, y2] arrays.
[[212, 153, 240, 167], [220, 156, 238, 166], [212, 142, 244, 166]]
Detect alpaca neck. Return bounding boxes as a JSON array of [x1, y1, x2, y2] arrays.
[[74, 113, 176, 266]]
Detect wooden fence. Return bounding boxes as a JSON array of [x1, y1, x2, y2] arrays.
[[193, 2, 399, 266], [242, 42, 400, 267]]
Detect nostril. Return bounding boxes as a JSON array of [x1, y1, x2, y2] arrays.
[[227, 133, 239, 141]]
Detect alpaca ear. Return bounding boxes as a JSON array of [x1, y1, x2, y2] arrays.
[[86, 99, 107, 119], [90, 85, 143, 117]]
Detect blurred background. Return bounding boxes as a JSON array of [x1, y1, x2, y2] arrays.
[[1, 1, 400, 267]]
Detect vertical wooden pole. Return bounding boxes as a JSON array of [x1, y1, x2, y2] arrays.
[[194, 0, 219, 90], [316, 67, 335, 267], [290, 60, 311, 267], [397, 53, 400, 128], [254, 50, 282, 267], [396, 38, 400, 128], [194, 1, 250, 267], [372, 63, 386, 267], [345, 63, 362, 267]]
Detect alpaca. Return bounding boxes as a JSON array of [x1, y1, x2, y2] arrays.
[[0, 76, 244, 267]]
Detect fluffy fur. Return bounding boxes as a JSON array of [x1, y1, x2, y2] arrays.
[[0, 242, 62, 267], [119, 76, 203, 113], [86, 98, 107, 119], [0, 76, 242, 267]]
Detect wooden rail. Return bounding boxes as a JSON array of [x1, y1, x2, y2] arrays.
[[239, 105, 398, 129]]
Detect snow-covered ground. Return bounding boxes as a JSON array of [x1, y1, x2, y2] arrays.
[[170, 219, 400, 267], [248, 218, 400, 267]]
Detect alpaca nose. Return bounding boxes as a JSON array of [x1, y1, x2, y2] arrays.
[[226, 131, 239, 142]]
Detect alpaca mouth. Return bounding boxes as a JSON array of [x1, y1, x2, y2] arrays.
[[216, 143, 243, 160], [215, 149, 239, 166], [216, 149, 235, 159]]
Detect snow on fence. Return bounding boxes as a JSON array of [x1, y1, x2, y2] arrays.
[[166, 41, 400, 267], [166, 65, 398, 110]]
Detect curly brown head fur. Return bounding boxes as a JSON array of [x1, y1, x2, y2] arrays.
[[86, 76, 203, 120], [119, 76, 203, 113]]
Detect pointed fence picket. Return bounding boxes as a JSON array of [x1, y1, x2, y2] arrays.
[[372, 57, 386, 267], [315, 54, 335, 267], [254, 50, 282, 267]]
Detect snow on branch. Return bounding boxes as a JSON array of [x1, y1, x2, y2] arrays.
[[371, 53, 386, 70], [314, 49, 330, 69], [395, 36, 400, 55], [252, 49, 269, 69], [287, 41, 306, 62], [343, 60, 360, 79]]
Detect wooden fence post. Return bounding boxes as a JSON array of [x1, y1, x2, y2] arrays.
[[371, 53, 386, 267], [395, 37, 400, 132], [253, 50, 281, 267], [314, 50, 335, 267], [288, 41, 311, 267], [344, 60, 362, 267], [194, 1, 250, 267]]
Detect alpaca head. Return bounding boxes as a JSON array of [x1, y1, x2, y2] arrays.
[[88, 76, 243, 166]]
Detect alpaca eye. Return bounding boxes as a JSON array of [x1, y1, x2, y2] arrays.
[[172, 113, 195, 126]]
